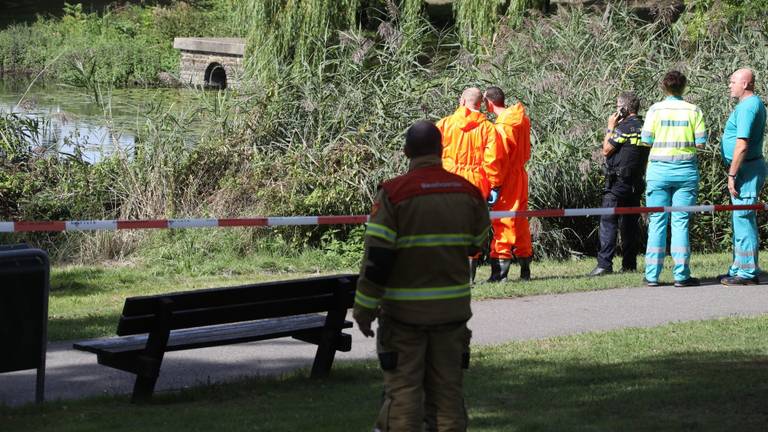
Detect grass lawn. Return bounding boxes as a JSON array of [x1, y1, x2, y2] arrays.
[[48, 251, 752, 341], [2, 315, 767, 431], [471, 251, 738, 298], [48, 251, 740, 341]]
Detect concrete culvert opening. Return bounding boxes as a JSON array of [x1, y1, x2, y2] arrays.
[[204, 63, 227, 89]]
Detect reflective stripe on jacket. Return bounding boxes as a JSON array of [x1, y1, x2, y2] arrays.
[[354, 155, 491, 325], [642, 96, 707, 162]]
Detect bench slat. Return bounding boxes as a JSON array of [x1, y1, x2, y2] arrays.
[[121, 274, 357, 317], [75, 314, 352, 354], [116, 293, 354, 335]]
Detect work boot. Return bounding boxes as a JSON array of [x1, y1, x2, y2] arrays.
[[716, 273, 733, 284], [721, 275, 760, 286], [519, 256, 532, 281], [487, 258, 512, 283], [588, 266, 612, 277], [674, 277, 700, 287], [469, 258, 479, 285], [643, 278, 659, 287]]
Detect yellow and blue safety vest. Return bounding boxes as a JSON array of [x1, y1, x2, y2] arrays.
[[641, 96, 707, 162]]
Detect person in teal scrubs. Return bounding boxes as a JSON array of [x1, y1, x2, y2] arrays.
[[641, 71, 707, 287], [720, 68, 767, 285]]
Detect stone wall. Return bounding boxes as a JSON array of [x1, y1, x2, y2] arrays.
[[173, 38, 246, 90], [178, 51, 244, 89]]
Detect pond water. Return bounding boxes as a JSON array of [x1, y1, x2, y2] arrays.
[[0, 79, 200, 163]]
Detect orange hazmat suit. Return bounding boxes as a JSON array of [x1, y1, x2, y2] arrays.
[[437, 107, 503, 199], [489, 102, 533, 259]]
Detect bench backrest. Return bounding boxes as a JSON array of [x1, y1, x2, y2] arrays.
[[116, 274, 358, 336]]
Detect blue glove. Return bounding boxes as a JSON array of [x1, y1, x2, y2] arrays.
[[487, 187, 500, 206]]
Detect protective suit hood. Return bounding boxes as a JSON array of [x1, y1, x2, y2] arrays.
[[450, 107, 487, 132], [496, 102, 527, 127]]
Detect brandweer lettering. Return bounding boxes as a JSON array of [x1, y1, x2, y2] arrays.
[[421, 182, 463, 189]]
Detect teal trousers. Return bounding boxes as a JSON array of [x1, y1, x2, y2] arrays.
[[645, 177, 698, 282], [728, 159, 766, 279]]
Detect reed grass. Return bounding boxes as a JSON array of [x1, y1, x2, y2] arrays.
[[2, 2, 768, 262]]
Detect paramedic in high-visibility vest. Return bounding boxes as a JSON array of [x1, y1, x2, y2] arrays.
[[353, 120, 491, 432], [437, 87, 503, 283], [719, 68, 766, 286], [641, 70, 707, 287], [483, 86, 534, 281]]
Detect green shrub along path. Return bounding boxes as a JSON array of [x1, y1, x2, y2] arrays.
[[2, 315, 767, 431], [3, 2, 768, 264]]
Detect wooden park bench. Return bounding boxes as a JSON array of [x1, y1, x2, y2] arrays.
[[73, 274, 358, 403]]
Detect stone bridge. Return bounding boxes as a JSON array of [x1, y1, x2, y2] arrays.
[[173, 38, 245, 90]]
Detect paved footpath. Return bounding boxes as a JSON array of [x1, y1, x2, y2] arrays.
[[2, 282, 768, 406]]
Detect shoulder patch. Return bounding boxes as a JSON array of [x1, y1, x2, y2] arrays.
[[382, 166, 483, 205]]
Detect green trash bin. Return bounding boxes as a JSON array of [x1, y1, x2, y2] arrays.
[[0, 244, 49, 403]]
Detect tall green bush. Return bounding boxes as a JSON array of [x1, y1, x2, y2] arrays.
[[0, 1, 252, 86], [232, 4, 768, 257], [682, 0, 768, 41], [3, 3, 768, 262]]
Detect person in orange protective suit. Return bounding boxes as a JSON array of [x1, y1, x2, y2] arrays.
[[437, 87, 504, 283], [483, 86, 533, 281]]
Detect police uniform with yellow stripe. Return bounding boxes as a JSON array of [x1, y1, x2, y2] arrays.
[[354, 154, 491, 432], [641, 96, 707, 283], [597, 115, 650, 272]]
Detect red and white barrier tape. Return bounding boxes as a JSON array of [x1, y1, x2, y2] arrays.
[[0, 204, 764, 233], [491, 204, 766, 219]]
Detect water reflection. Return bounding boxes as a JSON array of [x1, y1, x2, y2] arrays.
[[0, 79, 196, 163]]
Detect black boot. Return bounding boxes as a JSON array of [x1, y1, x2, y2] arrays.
[[519, 256, 532, 281], [487, 258, 512, 283], [469, 258, 478, 285]]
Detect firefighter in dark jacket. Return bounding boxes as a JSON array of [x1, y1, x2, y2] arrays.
[[354, 120, 491, 432]]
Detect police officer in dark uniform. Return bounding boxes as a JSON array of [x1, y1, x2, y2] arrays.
[[589, 92, 651, 276]]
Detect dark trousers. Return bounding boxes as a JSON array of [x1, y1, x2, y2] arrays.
[[597, 178, 643, 270], [375, 317, 470, 432]]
